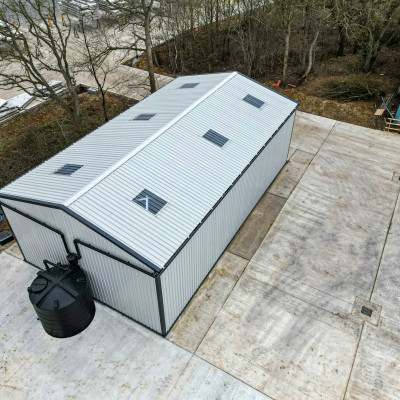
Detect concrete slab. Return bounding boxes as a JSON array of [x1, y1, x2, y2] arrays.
[[320, 120, 400, 173], [290, 112, 336, 154], [351, 297, 382, 326], [288, 146, 296, 159], [4, 243, 23, 260], [0, 253, 195, 400], [168, 356, 271, 399], [345, 325, 400, 400], [371, 197, 400, 333], [197, 273, 361, 400], [228, 193, 286, 261], [168, 252, 248, 353], [247, 151, 399, 312], [268, 149, 314, 199]]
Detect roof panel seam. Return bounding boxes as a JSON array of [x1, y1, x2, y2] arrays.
[[65, 72, 237, 208]]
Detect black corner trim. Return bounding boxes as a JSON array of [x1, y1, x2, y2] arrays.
[[155, 275, 167, 336], [1, 203, 70, 254], [74, 239, 156, 277], [0, 195, 161, 273]]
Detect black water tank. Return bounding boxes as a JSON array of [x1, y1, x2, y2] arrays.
[[28, 254, 95, 338]]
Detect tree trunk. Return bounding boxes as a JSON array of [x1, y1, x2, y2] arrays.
[[337, 25, 345, 57], [362, 49, 377, 72], [72, 93, 81, 132], [144, 7, 156, 93], [100, 88, 109, 123], [282, 23, 291, 87], [299, 30, 319, 83]]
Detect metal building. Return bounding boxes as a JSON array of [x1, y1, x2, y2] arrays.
[[0, 72, 298, 335]]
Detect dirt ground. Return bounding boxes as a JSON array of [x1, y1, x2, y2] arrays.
[[0, 91, 134, 234]]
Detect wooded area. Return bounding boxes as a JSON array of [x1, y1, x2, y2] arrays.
[[0, 0, 399, 130], [152, 0, 400, 85]]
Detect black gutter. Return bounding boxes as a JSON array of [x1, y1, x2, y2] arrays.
[[158, 106, 298, 275]]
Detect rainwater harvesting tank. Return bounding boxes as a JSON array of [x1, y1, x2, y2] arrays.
[[28, 254, 95, 338]]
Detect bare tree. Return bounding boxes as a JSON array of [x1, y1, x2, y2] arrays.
[[274, 0, 301, 87], [74, 21, 129, 122], [299, 0, 332, 83], [107, 0, 159, 93], [0, 0, 82, 130], [336, 0, 400, 72]]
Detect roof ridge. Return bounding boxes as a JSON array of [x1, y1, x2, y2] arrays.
[[64, 72, 237, 207]]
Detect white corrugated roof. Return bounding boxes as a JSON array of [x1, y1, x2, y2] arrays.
[[0, 72, 298, 269]]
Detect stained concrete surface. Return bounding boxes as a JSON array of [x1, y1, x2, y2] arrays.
[[268, 149, 314, 199], [228, 193, 286, 261], [0, 252, 265, 400], [168, 356, 271, 400], [345, 324, 400, 400], [196, 273, 361, 400], [173, 112, 400, 399], [2, 111, 400, 399], [167, 252, 249, 353], [290, 112, 335, 154]]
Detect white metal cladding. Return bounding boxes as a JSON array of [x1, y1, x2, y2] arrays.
[[69, 72, 298, 268], [0, 73, 232, 204], [77, 245, 161, 332], [160, 113, 295, 330], [0, 199, 153, 274], [2, 206, 67, 268]]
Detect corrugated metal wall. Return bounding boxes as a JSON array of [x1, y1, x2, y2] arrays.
[[1, 199, 162, 333], [2, 206, 67, 268], [160, 113, 295, 331], [1, 200, 153, 274], [78, 245, 161, 332]]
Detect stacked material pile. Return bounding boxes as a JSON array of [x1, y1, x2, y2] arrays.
[[0, 93, 34, 123], [0, 21, 24, 43], [97, 0, 124, 13], [36, 80, 66, 98], [59, 0, 100, 21]]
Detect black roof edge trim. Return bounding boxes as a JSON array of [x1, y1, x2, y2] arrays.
[[158, 107, 298, 275], [74, 239, 155, 277], [0, 194, 161, 274], [1, 202, 71, 254], [236, 71, 300, 107]]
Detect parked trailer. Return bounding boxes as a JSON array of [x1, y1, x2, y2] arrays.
[[0, 72, 298, 335]]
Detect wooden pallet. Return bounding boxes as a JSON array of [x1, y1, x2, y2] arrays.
[[384, 118, 400, 133]]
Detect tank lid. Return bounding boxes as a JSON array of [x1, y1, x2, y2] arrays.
[[28, 265, 87, 311]]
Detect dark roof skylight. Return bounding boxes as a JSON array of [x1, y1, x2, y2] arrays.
[[134, 114, 156, 121], [54, 164, 83, 176], [133, 189, 167, 215], [203, 129, 229, 148], [243, 94, 265, 109], [180, 83, 199, 89]]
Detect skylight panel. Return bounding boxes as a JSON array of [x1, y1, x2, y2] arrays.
[[203, 129, 229, 148], [54, 164, 83, 176], [243, 94, 265, 109], [134, 114, 156, 121], [180, 83, 199, 89], [133, 189, 167, 215]]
